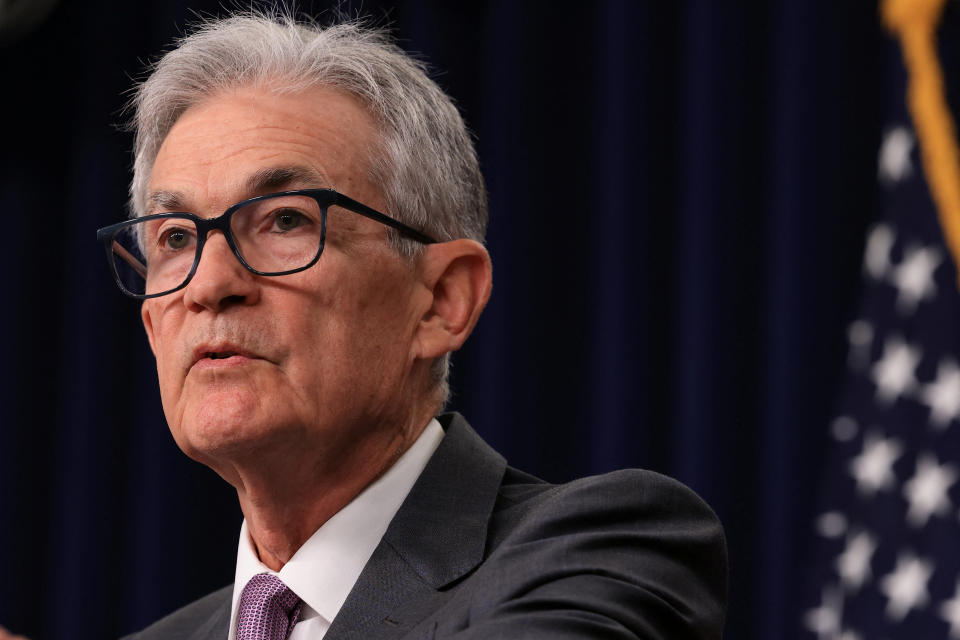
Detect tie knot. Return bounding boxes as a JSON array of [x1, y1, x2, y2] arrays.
[[237, 573, 303, 640]]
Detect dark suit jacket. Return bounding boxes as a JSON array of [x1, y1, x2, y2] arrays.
[[123, 413, 727, 639]]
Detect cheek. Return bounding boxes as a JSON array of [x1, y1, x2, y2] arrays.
[[155, 348, 181, 407], [143, 304, 187, 412], [282, 292, 402, 395]]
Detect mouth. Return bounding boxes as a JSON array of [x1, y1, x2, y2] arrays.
[[190, 343, 263, 371], [205, 351, 238, 360]]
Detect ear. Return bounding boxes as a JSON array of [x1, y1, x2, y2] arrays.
[[141, 302, 159, 357], [412, 239, 492, 360]]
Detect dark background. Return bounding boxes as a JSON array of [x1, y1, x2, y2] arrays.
[[0, 1, 886, 638]]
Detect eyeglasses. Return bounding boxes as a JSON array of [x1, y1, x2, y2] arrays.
[[96, 188, 436, 299]]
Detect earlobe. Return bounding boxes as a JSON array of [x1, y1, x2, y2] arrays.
[[414, 239, 492, 360]]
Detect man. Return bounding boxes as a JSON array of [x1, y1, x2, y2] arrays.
[[92, 11, 727, 639]]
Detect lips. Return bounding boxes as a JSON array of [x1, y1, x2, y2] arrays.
[[189, 343, 262, 371], [205, 351, 237, 360]]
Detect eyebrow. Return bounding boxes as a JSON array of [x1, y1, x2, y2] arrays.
[[147, 189, 187, 214], [146, 165, 330, 214], [244, 165, 328, 193]]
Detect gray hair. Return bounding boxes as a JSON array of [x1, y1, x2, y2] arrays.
[[128, 11, 488, 404]]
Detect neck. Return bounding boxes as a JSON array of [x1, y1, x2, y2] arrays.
[[233, 408, 436, 571]]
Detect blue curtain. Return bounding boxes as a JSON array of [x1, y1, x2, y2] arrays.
[[0, 1, 883, 638]]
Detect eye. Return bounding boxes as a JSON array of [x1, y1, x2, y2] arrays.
[[158, 226, 194, 250], [271, 208, 308, 232]]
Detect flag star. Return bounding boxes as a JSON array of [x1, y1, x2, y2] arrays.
[[804, 585, 844, 639], [903, 454, 957, 527], [879, 552, 933, 621], [832, 416, 859, 442], [878, 126, 914, 185], [847, 320, 873, 349], [920, 359, 960, 428], [836, 530, 877, 591], [863, 224, 895, 280], [816, 511, 848, 538], [847, 320, 874, 370], [848, 432, 902, 496], [940, 580, 960, 638], [889, 244, 941, 313], [871, 337, 921, 404]]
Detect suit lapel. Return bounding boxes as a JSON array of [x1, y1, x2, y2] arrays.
[[325, 413, 506, 640], [183, 585, 232, 640], [190, 601, 230, 640]]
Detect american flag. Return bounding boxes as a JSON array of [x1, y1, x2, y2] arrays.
[[799, 20, 960, 640]]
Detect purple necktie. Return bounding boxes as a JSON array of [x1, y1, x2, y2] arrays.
[[236, 573, 303, 640]]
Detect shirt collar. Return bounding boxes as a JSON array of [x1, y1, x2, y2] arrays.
[[228, 418, 445, 639]]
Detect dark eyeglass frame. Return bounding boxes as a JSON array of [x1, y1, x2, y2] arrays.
[[96, 188, 437, 300]]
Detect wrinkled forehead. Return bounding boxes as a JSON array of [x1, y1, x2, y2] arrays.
[[146, 166, 329, 215], [145, 85, 384, 214]]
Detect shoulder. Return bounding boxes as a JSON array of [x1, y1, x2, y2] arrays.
[[558, 468, 724, 535], [119, 584, 232, 640], [470, 468, 727, 639], [495, 466, 724, 544]]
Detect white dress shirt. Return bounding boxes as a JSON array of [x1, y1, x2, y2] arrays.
[[228, 418, 445, 640]]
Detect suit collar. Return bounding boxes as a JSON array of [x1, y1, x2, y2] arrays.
[[381, 412, 506, 587], [325, 413, 506, 639]]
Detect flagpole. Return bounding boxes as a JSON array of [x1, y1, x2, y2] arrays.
[[882, 0, 960, 287]]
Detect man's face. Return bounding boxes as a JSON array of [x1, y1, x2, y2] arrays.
[[141, 85, 430, 479]]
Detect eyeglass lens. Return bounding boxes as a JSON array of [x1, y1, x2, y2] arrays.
[[107, 194, 325, 296]]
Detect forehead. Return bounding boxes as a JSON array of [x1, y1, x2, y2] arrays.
[[149, 84, 379, 210]]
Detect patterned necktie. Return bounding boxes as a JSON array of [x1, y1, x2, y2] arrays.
[[236, 573, 303, 640]]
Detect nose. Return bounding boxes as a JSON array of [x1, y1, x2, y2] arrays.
[[182, 231, 260, 312]]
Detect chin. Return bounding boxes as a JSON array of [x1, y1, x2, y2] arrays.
[[172, 394, 285, 462]]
